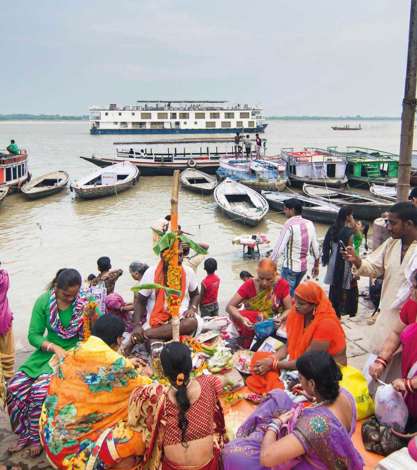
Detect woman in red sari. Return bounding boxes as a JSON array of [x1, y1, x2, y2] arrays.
[[226, 259, 291, 348], [128, 342, 225, 470], [247, 281, 347, 394]]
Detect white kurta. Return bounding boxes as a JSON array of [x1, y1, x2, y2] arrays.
[[355, 237, 417, 352]]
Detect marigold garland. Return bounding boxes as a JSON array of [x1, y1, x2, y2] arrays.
[[162, 238, 182, 319], [82, 300, 98, 341]]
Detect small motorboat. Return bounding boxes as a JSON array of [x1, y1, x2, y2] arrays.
[[262, 190, 339, 224], [71, 162, 139, 200], [21, 171, 69, 200], [214, 178, 269, 226], [369, 184, 396, 202], [302, 184, 391, 220], [180, 168, 217, 194], [0, 186, 8, 205]]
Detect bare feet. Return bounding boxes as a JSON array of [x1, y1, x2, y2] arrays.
[[27, 444, 43, 458], [7, 440, 27, 454]]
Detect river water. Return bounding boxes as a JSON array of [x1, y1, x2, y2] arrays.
[[0, 119, 402, 349]]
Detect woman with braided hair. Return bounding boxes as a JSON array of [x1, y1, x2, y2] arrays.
[[128, 342, 226, 470]]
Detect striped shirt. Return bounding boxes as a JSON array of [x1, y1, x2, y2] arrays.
[[271, 216, 320, 272]]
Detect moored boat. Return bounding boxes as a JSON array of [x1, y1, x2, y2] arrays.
[[0, 187, 8, 206], [282, 148, 348, 188], [217, 158, 287, 192], [369, 184, 396, 202], [302, 184, 391, 220], [331, 124, 362, 131], [180, 169, 217, 194], [0, 149, 30, 191], [326, 146, 399, 187], [71, 162, 139, 200], [214, 178, 269, 226], [21, 171, 69, 200], [262, 190, 339, 224]]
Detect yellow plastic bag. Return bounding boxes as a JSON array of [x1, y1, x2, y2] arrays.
[[339, 364, 375, 420]]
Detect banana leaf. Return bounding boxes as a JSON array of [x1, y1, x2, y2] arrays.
[[153, 231, 208, 256], [131, 283, 181, 297]]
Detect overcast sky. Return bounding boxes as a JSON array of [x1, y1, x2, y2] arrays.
[[0, 0, 411, 115]]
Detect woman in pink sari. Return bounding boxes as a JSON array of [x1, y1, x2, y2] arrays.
[[0, 265, 14, 390], [222, 351, 363, 470]]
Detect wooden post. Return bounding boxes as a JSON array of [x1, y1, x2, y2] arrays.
[[170, 170, 180, 341], [397, 0, 417, 202]]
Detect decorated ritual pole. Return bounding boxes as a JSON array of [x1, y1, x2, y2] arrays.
[[170, 170, 181, 341]]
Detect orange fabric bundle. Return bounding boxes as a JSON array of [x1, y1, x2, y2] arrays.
[[286, 281, 346, 360], [149, 260, 186, 328], [246, 352, 284, 394]]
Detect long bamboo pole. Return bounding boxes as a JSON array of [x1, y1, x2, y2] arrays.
[[397, 0, 417, 202], [170, 170, 181, 341]]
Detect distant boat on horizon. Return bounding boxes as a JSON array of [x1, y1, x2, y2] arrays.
[[331, 123, 362, 131]]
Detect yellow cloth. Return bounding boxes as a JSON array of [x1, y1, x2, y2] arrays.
[[0, 328, 15, 379]]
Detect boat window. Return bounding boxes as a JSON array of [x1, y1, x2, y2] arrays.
[[327, 164, 336, 177], [141, 112, 151, 119], [170, 113, 177, 119], [12, 166, 17, 180], [248, 121, 255, 127], [225, 112, 234, 119], [236, 121, 243, 127], [104, 112, 108, 116], [120, 122, 128, 128], [150, 122, 165, 129], [157, 112, 168, 119], [6, 167, 12, 181], [221, 121, 232, 128], [179, 112, 189, 119], [206, 121, 216, 128], [132, 122, 146, 129], [131, 112, 135, 116], [361, 166, 368, 177], [17, 165, 22, 178], [113, 122, 119, 126], [118, 112, 122, 116], [210, 112, 220, 119], [240, 112, 250, 118], [195, 112, 205, 119]]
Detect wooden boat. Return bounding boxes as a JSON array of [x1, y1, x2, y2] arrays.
[[369, 184, 396, 202], [302, 184, 391, 220], [217, 158, 287, 192], [0, 187, 8, 205], [326, 146, 398, 187], [214, 178, 269, 226], [262, 190, 339, 224], [21, 171, 69, 200], [71, 162, 139, 200], [331, 124, 362, 131], [180, 168, 217, 194], [0, 149, 30, 191], [281, 148, 348, 188]]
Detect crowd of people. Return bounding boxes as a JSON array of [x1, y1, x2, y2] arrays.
[[2, 197, 417, 469]]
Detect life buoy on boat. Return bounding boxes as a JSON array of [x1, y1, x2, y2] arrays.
[[187, 159, 197, 168]]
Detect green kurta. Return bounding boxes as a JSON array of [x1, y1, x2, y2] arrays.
[[19, 290, 80, 378]]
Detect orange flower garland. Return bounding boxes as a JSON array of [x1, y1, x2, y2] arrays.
[[82, 300, 98, 341], [162, 238, 182, 319]]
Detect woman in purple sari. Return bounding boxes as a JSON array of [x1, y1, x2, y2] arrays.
[[223, 351, 363, 470]]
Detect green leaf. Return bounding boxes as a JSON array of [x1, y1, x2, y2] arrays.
[[131, 283, 181, 296]]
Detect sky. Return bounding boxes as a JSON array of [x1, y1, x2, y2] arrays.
[[0, 0, 411, 116]]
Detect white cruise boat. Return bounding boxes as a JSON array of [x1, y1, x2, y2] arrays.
[[89, 100, 267, 135]]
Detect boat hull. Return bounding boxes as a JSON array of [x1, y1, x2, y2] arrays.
[[72, 177, 138, 200], [24, 186, 66, 200], [90, 125, 267, 135], [288, 175, 348, 188], [21, 171, 69, 200], [348, 177, 397, 187], [180, 169, 217, 194], [81, 155, 219, 176]]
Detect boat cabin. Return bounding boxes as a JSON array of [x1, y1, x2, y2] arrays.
[[281, 148, 347, 187], [0, 150, 29, 190]]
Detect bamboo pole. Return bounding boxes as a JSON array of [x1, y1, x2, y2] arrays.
[[171, 170, 181, 341], [397, 0, 417, 202]]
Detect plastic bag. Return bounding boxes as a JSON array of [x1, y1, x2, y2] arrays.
[[374, 384, 409, 431], [339, 364, 375, 420], [254, 319, 275, 339]]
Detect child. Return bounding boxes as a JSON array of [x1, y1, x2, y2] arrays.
[[92, 256, 123, 295], [200, 258, 220, 317], [239, 270, 253, 282]]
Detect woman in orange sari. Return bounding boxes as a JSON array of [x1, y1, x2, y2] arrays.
[[40, 315, 151, 470], [226, 258, 291, 349], [247, 281, 346, 394]]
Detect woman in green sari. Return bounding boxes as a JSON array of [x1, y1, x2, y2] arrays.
[[226, 259, 291, 348]]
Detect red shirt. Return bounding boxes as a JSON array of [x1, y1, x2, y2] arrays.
[[201, 273, 220, 305], [400, 297, 417, 325], [237, 278, 290, 308]]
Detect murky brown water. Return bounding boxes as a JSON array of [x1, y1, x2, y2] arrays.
[[0, 119, 401, 349]]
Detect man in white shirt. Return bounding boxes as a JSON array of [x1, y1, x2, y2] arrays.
[[271, 198, 320, 296], [130, 244, 201, 343]]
